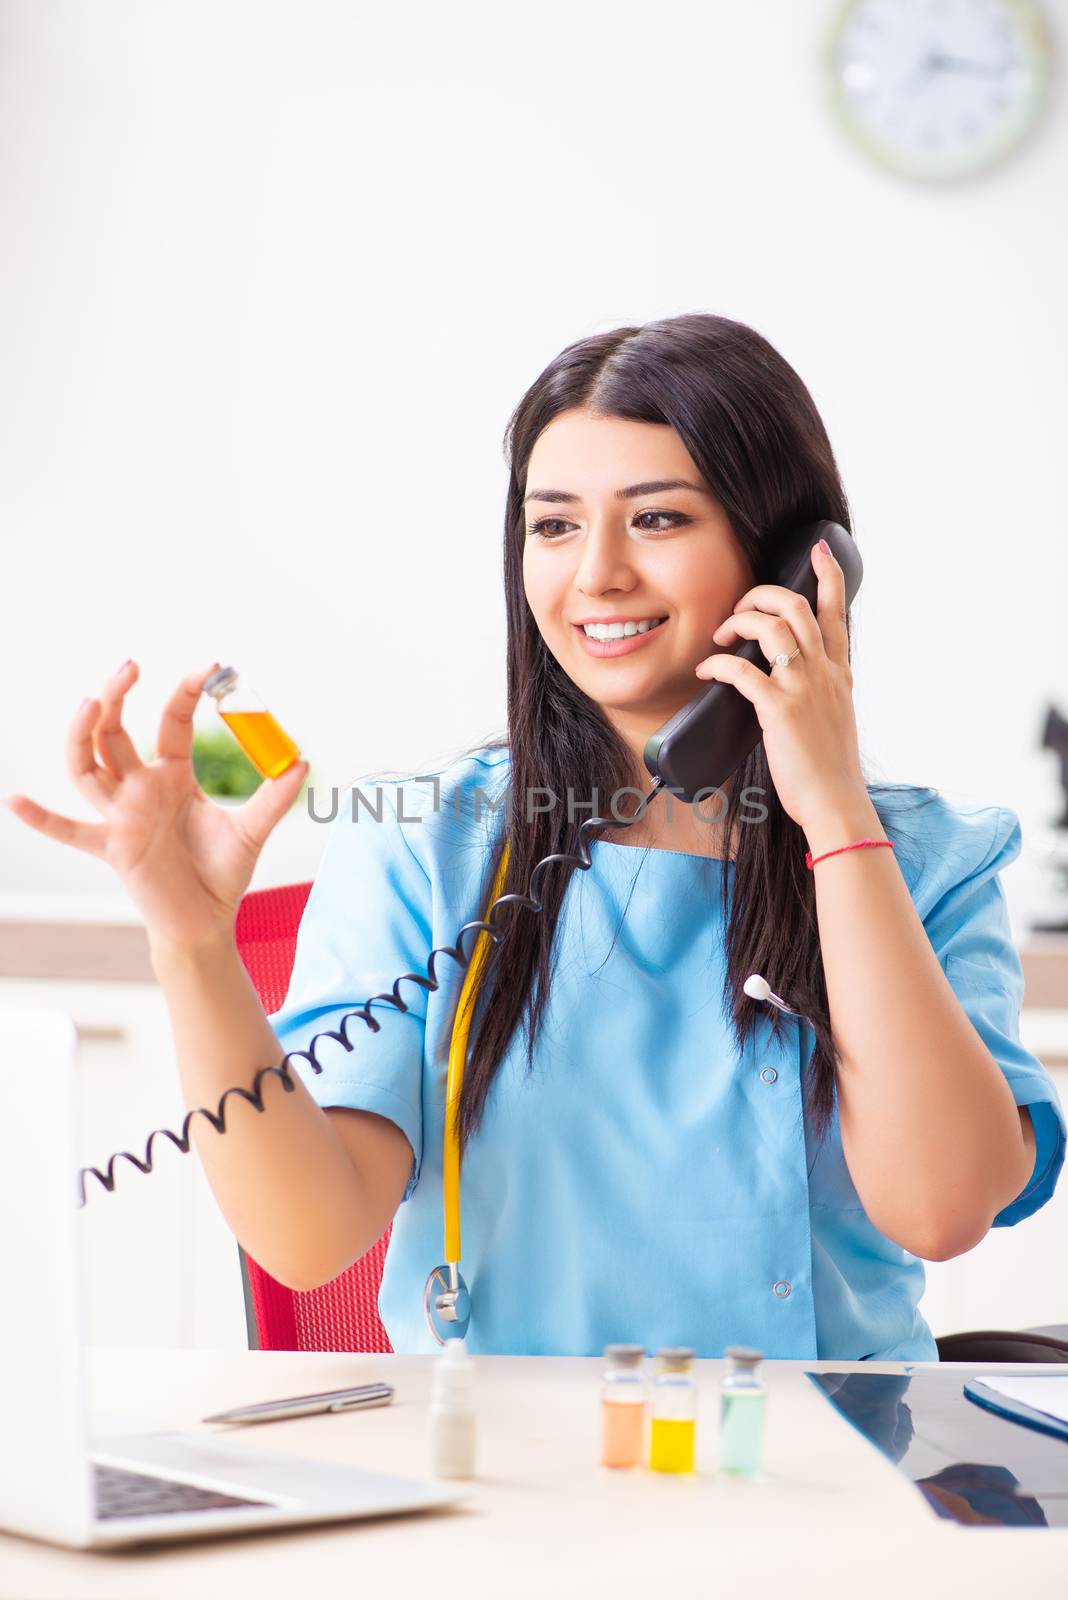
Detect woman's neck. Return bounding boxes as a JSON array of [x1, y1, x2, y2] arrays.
[[600, 766, 738, 859]]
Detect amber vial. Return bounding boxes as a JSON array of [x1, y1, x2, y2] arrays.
[[202, 665, 301, 780], [600, 1344, 647, 1468]]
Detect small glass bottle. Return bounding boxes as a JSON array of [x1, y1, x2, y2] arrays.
[[599, 1344, 647, 1468], [648, 1347, 697, 1474], [428, 1338, 477, 1479], [202, 665, 301, 780], [718, 1345, 766, 1477]]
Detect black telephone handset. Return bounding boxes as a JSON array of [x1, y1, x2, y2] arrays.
[[643, 520, 863, 803]]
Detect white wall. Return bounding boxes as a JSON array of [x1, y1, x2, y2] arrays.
[[2, 0, 1067, 928]]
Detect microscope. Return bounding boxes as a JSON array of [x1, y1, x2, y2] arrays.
[[1032, 704, 1068, 933]]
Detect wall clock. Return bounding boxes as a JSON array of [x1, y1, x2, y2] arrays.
[[826, 0, 1055, 181]]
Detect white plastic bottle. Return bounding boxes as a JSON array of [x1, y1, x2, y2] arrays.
[[428, 1338, 477, 1478]]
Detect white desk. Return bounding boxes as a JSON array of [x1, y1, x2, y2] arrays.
[[2, 1348, 1066, 1597]]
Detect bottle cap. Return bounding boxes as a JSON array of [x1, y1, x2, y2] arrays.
[[602, 1344, 645, 1368], [654, 1346, 695, 1372], [203, 665, 239, 699], [431, 1336, 476, 1406], [724, 1345, 764, 1372]]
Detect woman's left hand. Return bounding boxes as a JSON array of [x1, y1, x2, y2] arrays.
[[694, 538, 868, 835]]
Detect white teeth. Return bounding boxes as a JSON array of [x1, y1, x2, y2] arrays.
[[582, 617, 666, 641]]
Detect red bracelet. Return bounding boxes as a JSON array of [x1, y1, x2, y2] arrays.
[[805, 838, 894, 870]]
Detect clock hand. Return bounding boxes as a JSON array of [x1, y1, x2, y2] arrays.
[[904, 46, 1004, 98], [927, 51, 1005, 78], [902, 52, 938, 96]]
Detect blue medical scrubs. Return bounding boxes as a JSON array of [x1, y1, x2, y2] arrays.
[[268, 745, 1066, 1359]]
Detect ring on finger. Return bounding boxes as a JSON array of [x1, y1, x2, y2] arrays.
[[774, 644, 802, 668]]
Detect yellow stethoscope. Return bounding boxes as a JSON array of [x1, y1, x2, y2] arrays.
[[419, 833, 801, 1343], [423, 837, 512, 1344]]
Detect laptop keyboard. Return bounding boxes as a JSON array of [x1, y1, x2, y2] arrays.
[[93, 1461, 272, 1521]]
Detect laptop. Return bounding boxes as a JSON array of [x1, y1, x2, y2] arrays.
[[0, 1002, 470, 1549]]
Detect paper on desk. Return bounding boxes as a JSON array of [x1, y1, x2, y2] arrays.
[[976, 1375, 1068, 1425]]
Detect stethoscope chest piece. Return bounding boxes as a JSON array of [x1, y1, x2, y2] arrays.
[[423, 1262, 471, 1344]]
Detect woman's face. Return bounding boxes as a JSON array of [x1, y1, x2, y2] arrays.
[[522, 409, 754, 752]]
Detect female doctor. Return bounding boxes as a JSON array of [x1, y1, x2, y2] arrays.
[[5, 312, 1065, 1361]]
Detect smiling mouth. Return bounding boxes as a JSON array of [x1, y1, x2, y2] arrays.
[[572, 616, 670, 656], [574, 616, 669, 641]]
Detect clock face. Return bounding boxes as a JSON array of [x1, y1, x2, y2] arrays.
[[827, 0, 1055, 181]]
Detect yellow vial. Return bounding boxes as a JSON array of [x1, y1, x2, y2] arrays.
[[202, 665, 301, 780], [648, 1347, 697, 1474]]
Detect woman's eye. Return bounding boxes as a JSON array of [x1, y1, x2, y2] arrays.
[[634, 510, 688, 532], [526, 511, 689, 540], [526, 517, 570, 539]]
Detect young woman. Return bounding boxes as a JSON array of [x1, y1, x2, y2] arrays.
[[6, 313, 1064, 1361]]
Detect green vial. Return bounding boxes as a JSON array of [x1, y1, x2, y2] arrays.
[[718, 1345, 766, 1477]]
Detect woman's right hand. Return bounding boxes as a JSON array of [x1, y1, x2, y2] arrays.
[[1, 660, 309, 956]]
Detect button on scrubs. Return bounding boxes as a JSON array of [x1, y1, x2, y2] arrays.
[[268, 746, 1066, 1358]]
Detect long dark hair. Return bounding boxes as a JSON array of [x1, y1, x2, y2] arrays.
[[453, 312, 926, 1163]]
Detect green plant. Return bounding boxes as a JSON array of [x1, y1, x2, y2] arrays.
[[190, 728, 263, 798], [140, 728, 311, 805]]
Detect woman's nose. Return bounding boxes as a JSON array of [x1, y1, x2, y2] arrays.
[[573, 524, 636, 592]]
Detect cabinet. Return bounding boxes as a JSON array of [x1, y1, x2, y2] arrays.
[[0, 976, 248, 1351]]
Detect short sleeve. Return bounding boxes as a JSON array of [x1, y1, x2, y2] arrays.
[[922, 804, 1067, 1227], [266, 780, 433, 1204]]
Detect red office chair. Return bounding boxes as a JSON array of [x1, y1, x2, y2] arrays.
[[233, 880, 394, 1353]]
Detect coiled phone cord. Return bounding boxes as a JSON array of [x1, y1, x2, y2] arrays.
[[76, 774, 668, 1207]]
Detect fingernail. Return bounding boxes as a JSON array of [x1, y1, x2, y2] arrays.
[[115, 658, 132, 674], [78, 697, 93, 713], [818, 538, 830, 557]]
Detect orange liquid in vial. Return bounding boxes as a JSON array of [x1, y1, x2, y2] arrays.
[[219, 710, 301, 779], [600, 1398, 646, 1468]]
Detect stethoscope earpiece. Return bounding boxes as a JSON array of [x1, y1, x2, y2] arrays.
[[743, 972, 805, 1018]]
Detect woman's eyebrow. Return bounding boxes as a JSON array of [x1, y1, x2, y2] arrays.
[[523, 478, 711, 505]]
